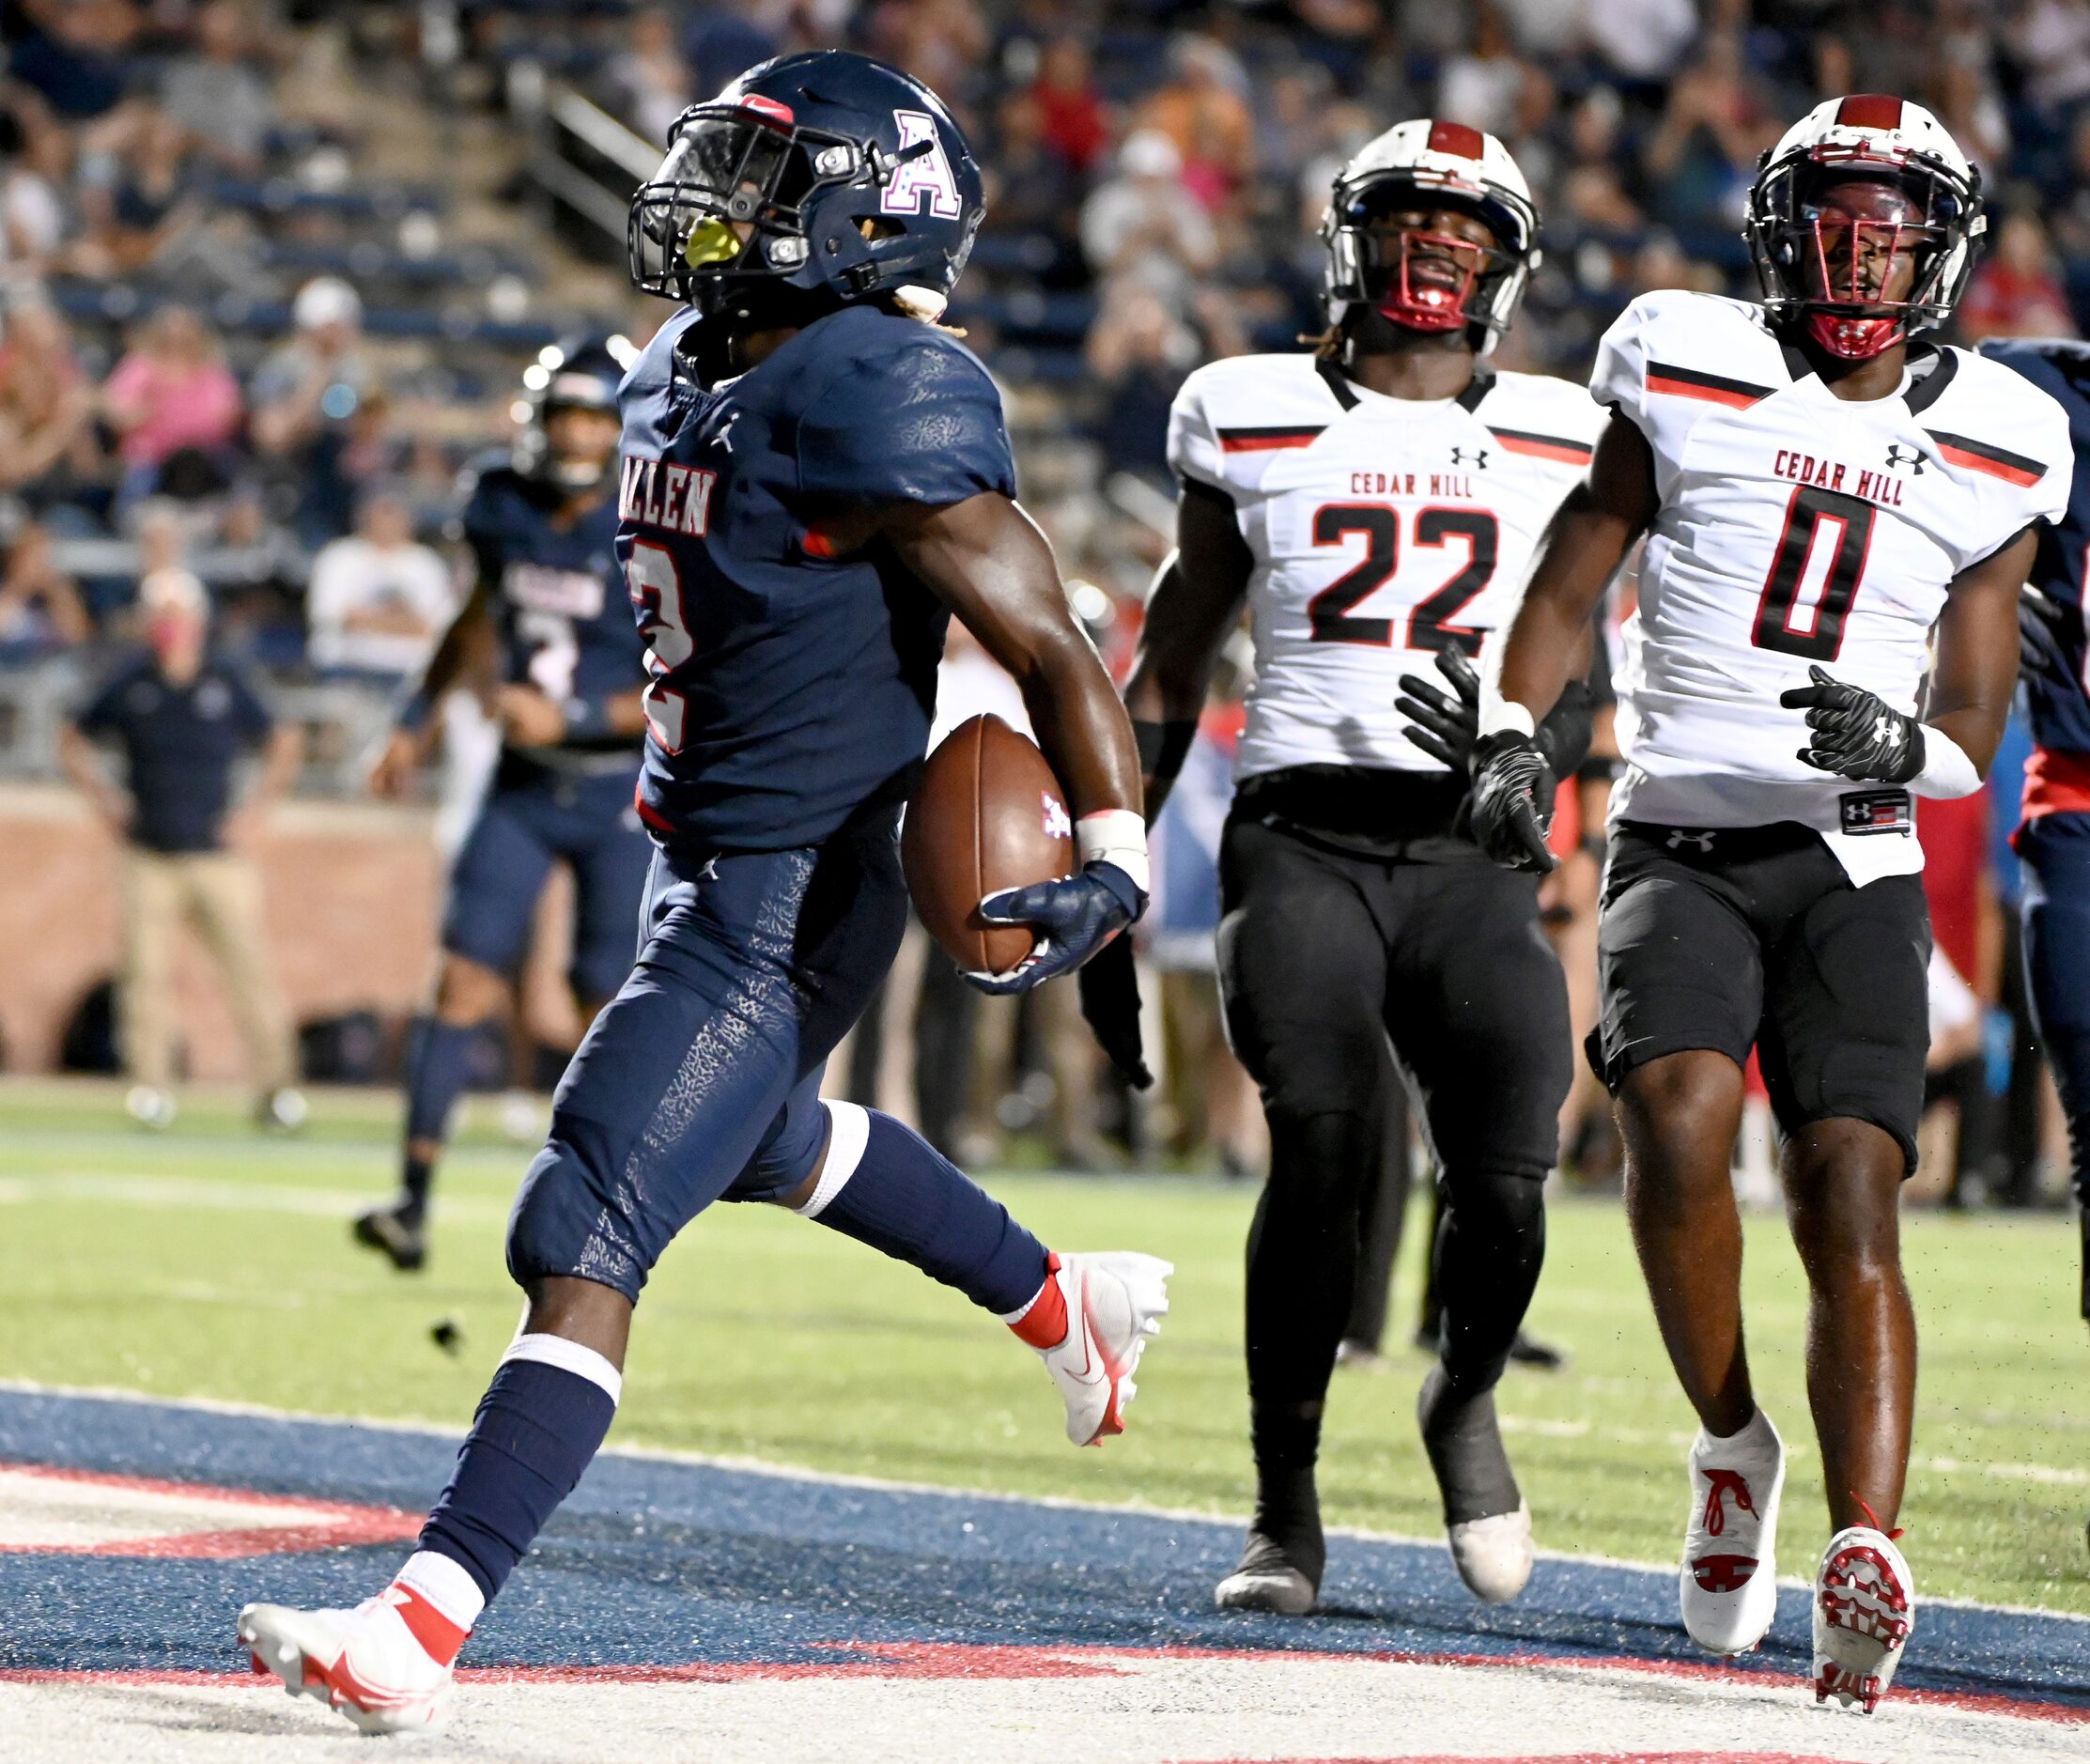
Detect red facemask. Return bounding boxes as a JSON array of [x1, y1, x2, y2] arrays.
[[1372, 229, 1489, 333], [1798, 186, 1926, 360]]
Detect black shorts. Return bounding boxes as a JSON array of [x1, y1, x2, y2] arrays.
[[1216, 814, 1571, 1181], [1591, 822, 1931, 1172]]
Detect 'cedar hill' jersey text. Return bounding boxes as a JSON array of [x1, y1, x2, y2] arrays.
[[1597, 290, 2072, 880], [616, 303, 1014, 850], [457, 456, 648, 755], [1169, 352, 1604, 781]]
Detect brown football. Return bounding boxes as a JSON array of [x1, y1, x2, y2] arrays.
[[904, 714, 1075, 974]]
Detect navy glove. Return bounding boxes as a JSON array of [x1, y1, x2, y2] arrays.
[[2020, 584, 2078, 689], [1779, 664, 1924, 784], [1468, 730, 1557, 874], [1395, 646, 1482, 772], [968, 860, 1146, 995], [1076, 934, 1153, 1089]]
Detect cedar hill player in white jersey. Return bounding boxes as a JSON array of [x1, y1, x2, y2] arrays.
[[1474, 95, 2072, 1714], [1078, 118, 1605, 1617]]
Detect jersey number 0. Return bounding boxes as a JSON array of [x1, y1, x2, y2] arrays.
[[1752, 485, 1876, 661], [1306, 503, 1499, 655]]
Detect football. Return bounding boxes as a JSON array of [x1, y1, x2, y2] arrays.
[[903, 714, 1075, 974]]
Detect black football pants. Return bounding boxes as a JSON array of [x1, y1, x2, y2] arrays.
[[1217, 816, 1571, 1430]]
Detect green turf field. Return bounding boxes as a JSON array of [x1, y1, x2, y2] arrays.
[[0, 1077, 2082, 1614]]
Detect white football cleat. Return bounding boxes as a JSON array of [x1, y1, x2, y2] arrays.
[[1215, 1531, 1319, 1615], [1814, 1523, 1914, 1715], [238, 1592, 455, 1735], [1448, 1501, 1535, 1605], [1679, 1408, 1786, 1654], [1034, 1251, 1171, 1446]]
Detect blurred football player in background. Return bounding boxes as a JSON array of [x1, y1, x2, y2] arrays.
[[240, 52, 1168, 1733], [352, 340, 653, 1273], [1476, 96, 2070, 1711], [1093, 119, 1602, 1615]]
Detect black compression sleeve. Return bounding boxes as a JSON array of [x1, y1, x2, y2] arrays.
[[1537, 680, 1594, 778], [1134, 718, 1199, 782]]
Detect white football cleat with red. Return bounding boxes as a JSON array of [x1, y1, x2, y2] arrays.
[[238, 1588, 458, 1735], [1679, 1408, 1786, 1654], [1815, 1522, 1914, 1715], [1034, 1251, 1171, 1446]]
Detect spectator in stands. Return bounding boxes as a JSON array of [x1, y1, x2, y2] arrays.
[[1584, 0, 1700, 94], [603, 8, 695, 148], [2009, 0, 2090, 117], [1437, 6, 1528, 141], [250, 277, 375, 550], [0, 517, 86, 658], [0, 104, 70, 293], [160, 0, 277, 174], [0, 301, 97, 501], [1136, 34, 1255, 210], [1079, 130, 1217, 306], [70, 103, 204, 282], [1030, 38, 1108, 177], [1959, 210, 2079, 342], [1640, 29, 1779, 233], [305, 487, 454, 681], [1083, 280, 1203, 487], [59, 565, 304, 1132], [9, 0, 140, 122], [101, 305, 243, 503]]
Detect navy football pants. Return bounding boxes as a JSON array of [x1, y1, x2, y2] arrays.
[[505, 816, 908, 1301], [442, 767, 653, 1004], [2020, 813, 2090, 1253]]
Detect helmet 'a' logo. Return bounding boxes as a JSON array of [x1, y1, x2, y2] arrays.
[[883, 110, 963, 220]]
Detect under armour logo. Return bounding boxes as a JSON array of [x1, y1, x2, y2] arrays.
[[1884, 444, 1926, 474], [1449, 446, 1489, 470], [1666, 828, 1715, 852], [1874, 712, 1904, 756]]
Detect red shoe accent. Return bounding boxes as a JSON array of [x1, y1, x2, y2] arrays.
[[1691, 1554, 1758, 1593], [1850, 1493, 1905, 1541], [388, 1585, 469, 1666], [1700, 1468, 1757, 1536], [1009, 1253, 1069, 1351]]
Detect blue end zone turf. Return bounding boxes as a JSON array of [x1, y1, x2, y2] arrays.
[[2, 1385, 2085, 1714]]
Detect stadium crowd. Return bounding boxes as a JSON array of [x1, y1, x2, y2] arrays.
[[7, 0, 2089, 1206]]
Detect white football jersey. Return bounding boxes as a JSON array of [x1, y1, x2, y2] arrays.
[[1169, 352, 1603, 781], [1596, 290, 2073, 882]]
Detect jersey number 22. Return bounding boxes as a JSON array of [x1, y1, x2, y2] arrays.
[[1307, 503, 1498, 655]]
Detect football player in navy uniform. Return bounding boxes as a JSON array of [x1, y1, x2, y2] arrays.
[[240, 54, 1169, 1732], [1982, 336, 2090, 1325], [353, 341, 654, 1273]]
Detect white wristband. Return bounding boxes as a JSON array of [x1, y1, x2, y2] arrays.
[[1477, 685, 1537, 741], [1077, 808, 1150, 896], [1912, 726, 1981, 799]]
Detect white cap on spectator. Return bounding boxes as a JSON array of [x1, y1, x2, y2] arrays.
[[140, 567, 208, 619], [1118, 129, 1183, 179], [292, 276, 363, 333]]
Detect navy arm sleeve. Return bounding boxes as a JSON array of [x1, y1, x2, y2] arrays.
[[797, 333, 1017, 507]]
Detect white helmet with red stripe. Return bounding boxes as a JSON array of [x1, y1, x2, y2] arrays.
[[1321, 118, 1540, 353], [1745, 93, 1985, 360]]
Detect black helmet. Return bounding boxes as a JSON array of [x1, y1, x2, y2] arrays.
[[513, 335, 631, 488]]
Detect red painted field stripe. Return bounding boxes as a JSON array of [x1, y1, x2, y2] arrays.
[[9, 1642, 2088, 1726], [0, 1461, 421, 1558]]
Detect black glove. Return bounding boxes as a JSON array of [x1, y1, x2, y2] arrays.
[[1396, 645, 1482, 772], [1778, 664, 1924, 784], [968, 860, 1146, 995], [1468, 730, 1557, 874], [2020, 584, 2078, 689], [1076, 934, 1152, 1089]]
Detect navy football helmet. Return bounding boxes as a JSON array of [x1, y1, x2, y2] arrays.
[[513, 334, 632, 488], [627, 51, 983, 323]]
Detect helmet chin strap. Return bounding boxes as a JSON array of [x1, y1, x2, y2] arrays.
[[1804, 311, 1905, 360]]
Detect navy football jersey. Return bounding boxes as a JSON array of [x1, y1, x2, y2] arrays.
[[615, 302, 1016, 850], [1981, 338, 2090, 756], [456, 456, 649, 755]]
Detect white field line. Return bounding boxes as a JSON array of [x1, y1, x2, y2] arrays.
[[0, 1376, 2082, 1626]]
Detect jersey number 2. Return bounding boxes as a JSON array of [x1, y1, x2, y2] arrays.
[[1752, 485, 1876, 661], [625, 541, 692, 752], [1307, 503, 1498, 655]]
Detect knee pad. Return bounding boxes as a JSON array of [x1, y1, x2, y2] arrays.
[[505, 1132, 647, 1303], [1440, 1168, 1546, 1247]]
